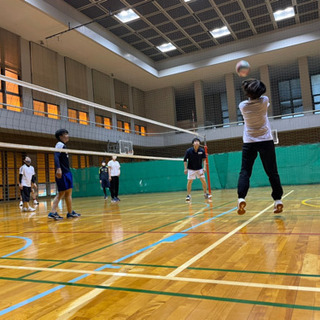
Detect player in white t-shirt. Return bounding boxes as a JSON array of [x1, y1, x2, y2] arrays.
[[237, 79, 283, 215], [19, 156, 36, 212], [108, 155, 121, 203]]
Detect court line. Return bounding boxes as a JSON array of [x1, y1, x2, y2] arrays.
[[0, 236, 33, 258], [167, 190, 295, 277], [2, 264, 320, 294], [18, 200, 228, 280], [3, 230, 320, 236], [3, 257, 320, 279], [302, 197, 320, 208], [0, 276, 319, 312], [1, 201, 223, 315]]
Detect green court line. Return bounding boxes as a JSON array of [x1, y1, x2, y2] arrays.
[[18, 201, 233, 279], [4, 256, 320, 279], [0, 276, 319, 311]]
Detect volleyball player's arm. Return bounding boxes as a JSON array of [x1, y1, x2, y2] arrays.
[[31, 174, 37, 189], [202, 152, 207, 172], [19, 173, 23, 190], [54, 152, 62, 178], [99, 168, 102, 183], [183, 151, 188, 174], [108, 167, 112, 181]]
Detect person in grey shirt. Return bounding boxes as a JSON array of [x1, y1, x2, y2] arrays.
[[237, 79, 283, 215]]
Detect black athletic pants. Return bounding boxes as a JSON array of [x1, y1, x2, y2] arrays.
[[237, 140, 283, 200], [110, 176, 119, 199]]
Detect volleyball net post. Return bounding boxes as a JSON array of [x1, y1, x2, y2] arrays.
[[203, 135, 212, 195]]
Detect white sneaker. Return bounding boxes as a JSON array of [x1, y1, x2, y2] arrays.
[[19, 201, 23, 207], [22, 207, 28, 212], [27, 207, 36, 212], [274, 200, 283, 214], [237, 198, 246, 215], [34, 200, 39, 205]]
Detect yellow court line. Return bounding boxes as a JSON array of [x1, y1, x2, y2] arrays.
[[167, 190, 295, 278], [1, 263, 320, 294], [301, 198, 320, 208]]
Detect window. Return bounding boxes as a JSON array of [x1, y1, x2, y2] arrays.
[[278, 79, 303, 118], [0, 69, 22, 112], [68, 108, 89, 125], [220, 93, 230, 126], [134, 125, 146, 136], [117, 120, 131, 133], [311, 74, 320, 114], [71, 155, 90, 169], [33, 100, 60, 119], [95, 115, 112, 129]]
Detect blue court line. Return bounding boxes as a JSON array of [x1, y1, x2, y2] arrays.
[[182, 207, 237, 232], [0, 205, 236, 316], [1, 236, 33, 258]]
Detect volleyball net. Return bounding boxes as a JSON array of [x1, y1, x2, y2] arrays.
[[0, 75, 211, 200], [0, 74, 319, 201]]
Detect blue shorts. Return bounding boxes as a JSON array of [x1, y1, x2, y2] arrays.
[[56, 171, 73, 192], [101, 179, 110, 188]]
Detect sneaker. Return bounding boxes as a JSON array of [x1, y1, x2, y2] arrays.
[[115, 197, 120, 201], [237, 198, 246, 215], [204, 193, 212, 199], [185, 195, 191, 202], [19, 201, 23, 207], [34, 200, 39, 205], [67, 211, 81, 218], [111, 198, 117, 203], [104, 196, 108, 200], [27, 207, 36, 212], [22, 207, 28, 212], [274, 200, 283, 214], [48, 212, 63, 220]]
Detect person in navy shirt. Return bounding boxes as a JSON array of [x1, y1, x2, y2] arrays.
[[99, 160, 110, 200], [184, 138, 212, 202], [48, 129, 81, 220]]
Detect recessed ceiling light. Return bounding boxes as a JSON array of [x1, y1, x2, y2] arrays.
[[115, 9, 140, 23], [273, 7, 295, 21], [210, 26, 231, 38], [157, 43, 177, 52]]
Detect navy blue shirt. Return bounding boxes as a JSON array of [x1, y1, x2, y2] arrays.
[[54, 141, 70, 174], [99, 166, 109, 180], [184, 147, 206, 170]]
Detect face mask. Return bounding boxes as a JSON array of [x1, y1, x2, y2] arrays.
[[102, 163, 106, 166]]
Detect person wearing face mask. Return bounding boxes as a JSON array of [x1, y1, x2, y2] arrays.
[[108, 155, 121, 203], [19, 156, 36, 212], [99, 160, 110, 200]]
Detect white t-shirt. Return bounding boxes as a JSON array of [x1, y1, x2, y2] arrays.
[[239, 96, 273, 143], [108, 160, 121, 177], [19, 164, 35, 187]]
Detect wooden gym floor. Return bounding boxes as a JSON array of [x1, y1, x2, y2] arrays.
[[0, 185, 320, 319]]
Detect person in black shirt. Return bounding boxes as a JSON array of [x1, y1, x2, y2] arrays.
[[184, 137, 212, 202], [99, 160, 110, 200], [48, 129, 81, 220]]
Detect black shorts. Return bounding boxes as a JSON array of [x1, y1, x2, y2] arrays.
[[21, 187, 31, 202], [101, 179, 110, 188]]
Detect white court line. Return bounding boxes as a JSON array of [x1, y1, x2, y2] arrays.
[[167, 190, 295, 277], [2, 262, 320, 293]]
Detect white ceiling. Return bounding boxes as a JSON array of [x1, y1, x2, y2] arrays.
[[0, 0, 319, 91]]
